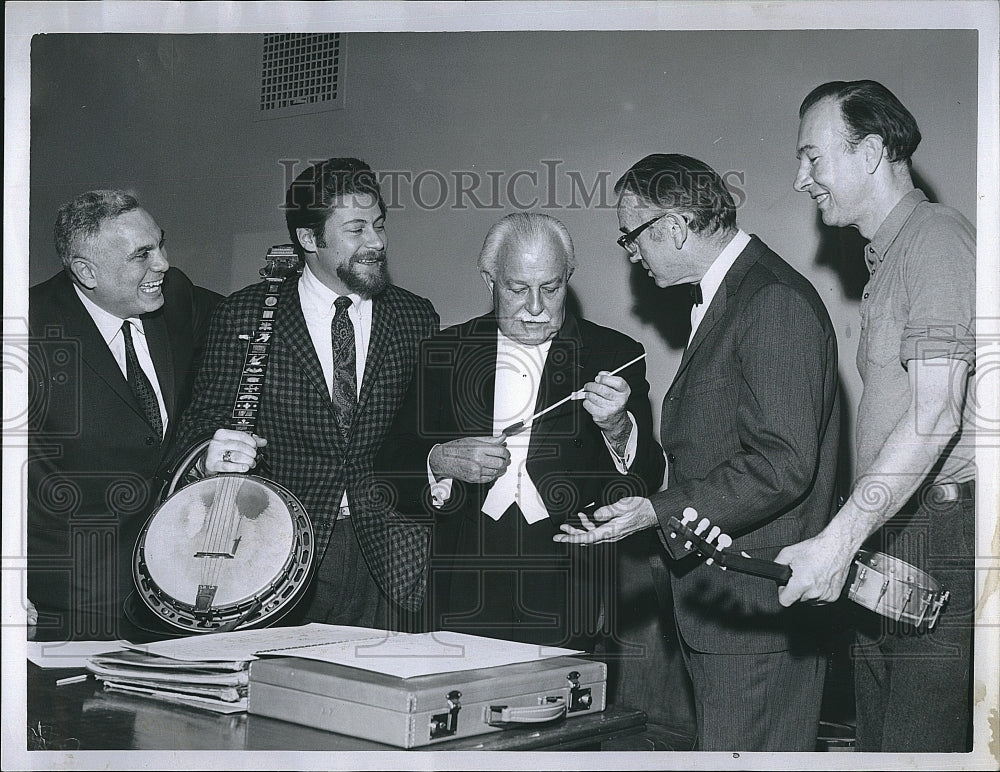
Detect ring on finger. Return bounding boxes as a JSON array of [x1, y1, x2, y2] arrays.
[[223, 449, 233, 463]]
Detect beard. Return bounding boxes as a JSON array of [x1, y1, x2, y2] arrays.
[[337, 249, 390, 298]]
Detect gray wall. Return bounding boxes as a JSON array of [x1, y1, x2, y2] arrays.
[[29, 30, 978, 473]]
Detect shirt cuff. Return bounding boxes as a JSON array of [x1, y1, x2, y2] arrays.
[[427, 445, 454, 508], [603, 412, 638, 474]]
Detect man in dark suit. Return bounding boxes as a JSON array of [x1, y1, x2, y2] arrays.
[[556, 155, 841, 750], [376, 212, 664, 649], [172, 158, 439, 628], [28, 189, 221, 640]]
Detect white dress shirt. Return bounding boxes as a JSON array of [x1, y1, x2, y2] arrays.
[[429, 330, 638, 523], [297, 263, 373, 509], [75, 285, 168, 437], [688, 229, 751, 344]]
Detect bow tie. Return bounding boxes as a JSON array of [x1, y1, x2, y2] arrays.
[[689, 283, 703, 305]]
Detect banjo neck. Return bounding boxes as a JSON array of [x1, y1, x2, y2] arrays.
[[230, 244, 301, 435], [134, 245, 313, 635], [663, 508, 949, 628]]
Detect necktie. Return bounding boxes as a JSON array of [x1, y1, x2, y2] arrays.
[[331, 296, 357, 435], [689, 283, 703, 305], [121, 320, 163, 440]]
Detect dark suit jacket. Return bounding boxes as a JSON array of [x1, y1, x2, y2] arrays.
[[27, 268, 220, 640], [653, 236, 841, 654], [170, 277, 439, 612], [376, 312, 665, 645]]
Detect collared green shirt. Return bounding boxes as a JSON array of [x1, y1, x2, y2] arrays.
[[856, 188, 976, 484]]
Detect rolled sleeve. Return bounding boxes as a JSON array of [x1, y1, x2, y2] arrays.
[[901, 321, 976, 367]]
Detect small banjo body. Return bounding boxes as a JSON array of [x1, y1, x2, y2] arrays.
[[134, 246, 315, 634]]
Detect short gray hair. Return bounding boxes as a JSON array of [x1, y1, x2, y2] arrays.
[[54, 189, 141, 267], [478, 212, 576, 278]]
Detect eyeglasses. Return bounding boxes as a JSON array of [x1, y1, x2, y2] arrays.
[[617, 213, 668, 256]]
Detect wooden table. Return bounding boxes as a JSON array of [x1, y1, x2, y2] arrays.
[[26, 663, 646, 752]]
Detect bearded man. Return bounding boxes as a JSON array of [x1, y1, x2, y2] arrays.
[[171, 158, 439, 628]]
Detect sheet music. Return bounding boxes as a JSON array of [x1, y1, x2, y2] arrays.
[[123, 623, 380, 662], [120, 623, 581, 677], [274, 630, 582, 679]]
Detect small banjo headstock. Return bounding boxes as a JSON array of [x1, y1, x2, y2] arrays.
[[260, 244, 302, 280]]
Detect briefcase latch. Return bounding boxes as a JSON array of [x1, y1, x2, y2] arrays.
[[566, 670, 592, 713], [429, 690, 462, 740]]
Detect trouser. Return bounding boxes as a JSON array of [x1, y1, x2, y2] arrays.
[[431, 504, 605, 650], [300, 518, 389, 629], [853, 487, 975, 752], [679, 634, 826, 751]]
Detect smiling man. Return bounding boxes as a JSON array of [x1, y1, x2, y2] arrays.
[[171, 158, 439, 630], [28, 190, 220, 640], [554, 155, 842, 751], [376, 212, 663, 648], [779, 80, 976, 753]]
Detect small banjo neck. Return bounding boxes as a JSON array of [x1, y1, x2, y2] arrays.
[[665, 508, 792, 585], [664, 507, 950, 629], [230, 245, 301, 435]]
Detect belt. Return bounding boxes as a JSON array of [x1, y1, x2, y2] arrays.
[[929, 479, 975, 503]]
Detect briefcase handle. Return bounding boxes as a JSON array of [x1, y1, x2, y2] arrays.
[[486, 698, 567, 726]]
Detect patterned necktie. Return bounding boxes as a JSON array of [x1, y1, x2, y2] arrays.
[[121, 320, 163, 440], [331, 296, 357, 435]]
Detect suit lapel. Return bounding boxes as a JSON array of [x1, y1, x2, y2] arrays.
[[669, 238, 762, 389], [56, 278, 144, 420], [459, 315, 499, 435], [143, 311, 176, 420], [357, 292, 393, 421], [530, 313, 586, 448]]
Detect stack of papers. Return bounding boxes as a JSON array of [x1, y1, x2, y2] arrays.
[[86, 649, 251, 714]]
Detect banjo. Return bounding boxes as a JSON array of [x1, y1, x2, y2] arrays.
[[133, 245, 315, 634], [666, 507, 950, 628]]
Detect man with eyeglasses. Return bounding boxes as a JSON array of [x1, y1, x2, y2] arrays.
[[556, 154, 841, 751]]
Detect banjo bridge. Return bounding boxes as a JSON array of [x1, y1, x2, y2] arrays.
[[194, 536, 242, 559]]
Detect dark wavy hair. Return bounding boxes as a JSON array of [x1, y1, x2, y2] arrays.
[[283, 157, 386, 248], [799, 80, 921, 164], [614, 154, 736, 236]]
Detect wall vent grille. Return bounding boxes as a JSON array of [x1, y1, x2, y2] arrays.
[[258, 33, 343, 119]]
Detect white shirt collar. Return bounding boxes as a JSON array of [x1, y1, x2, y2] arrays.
[[73, 283, 144, 342], [698, 229, 751, 311], [297, 262, 368, 317]]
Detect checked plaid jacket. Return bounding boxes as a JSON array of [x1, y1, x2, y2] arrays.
[[171, 275, 439, 611]]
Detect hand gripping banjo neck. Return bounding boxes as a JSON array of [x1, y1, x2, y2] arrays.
[[133, 246, 315, 635], [665, 507, 950, 629]]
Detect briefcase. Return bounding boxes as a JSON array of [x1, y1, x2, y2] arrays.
[[247, 655, 606, 748]]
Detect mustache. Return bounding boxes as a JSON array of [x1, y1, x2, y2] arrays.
[[512, 312, 553, 324]]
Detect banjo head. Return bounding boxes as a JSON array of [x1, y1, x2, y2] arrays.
[[135, 474, 313, 632]]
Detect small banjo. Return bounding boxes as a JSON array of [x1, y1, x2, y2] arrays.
[[666, 507, 950, 628], [133, 245, 314, 634]]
